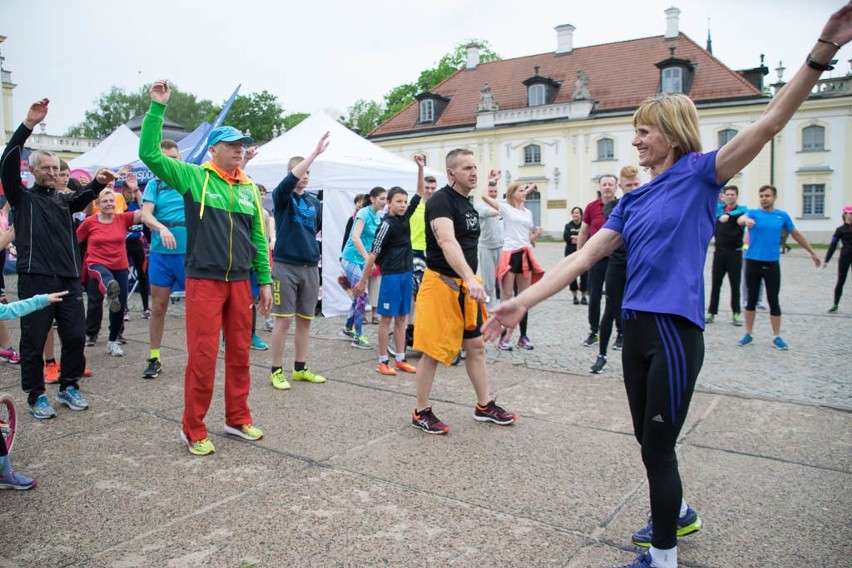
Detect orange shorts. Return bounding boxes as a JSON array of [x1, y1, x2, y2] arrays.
[[412, 269, 488, 366]]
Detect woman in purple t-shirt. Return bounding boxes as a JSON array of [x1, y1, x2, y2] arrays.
[[485, 8, 850, 567]]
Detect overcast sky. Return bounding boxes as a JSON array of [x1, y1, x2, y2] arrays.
[[1, 0, 848, 136]]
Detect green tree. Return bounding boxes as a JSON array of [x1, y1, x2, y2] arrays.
[[66, 86, 143, 138], [378, 39, 500, 123], [381, 83, 418, 123], [282, 112, 310, 131], [66, 84, 215, 138], [209, 90, 284, 143], [343, 99, 384, 135], [142, 85, 215, 133]]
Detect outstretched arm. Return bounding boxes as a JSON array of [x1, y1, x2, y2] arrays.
[[790, 229, 821, 268], [291, 132, 330, 180], [1, 99, 50, 206], [483, 228, 622, 339], [414, 154, 426, 198], [716, 5, 852, 183]]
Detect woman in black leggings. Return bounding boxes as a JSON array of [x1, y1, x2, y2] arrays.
[[485, 13, 851, 563], [825, 205, 852, 313]]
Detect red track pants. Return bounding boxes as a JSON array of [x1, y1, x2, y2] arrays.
[[182, 278, 254, 442]]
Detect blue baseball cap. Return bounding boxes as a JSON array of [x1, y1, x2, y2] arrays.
[[207, 126, 253, 147]]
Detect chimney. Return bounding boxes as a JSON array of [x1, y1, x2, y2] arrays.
[[466, 43, 480, 69], [555, 24, 575, 54], [665, 6, 681, 39]]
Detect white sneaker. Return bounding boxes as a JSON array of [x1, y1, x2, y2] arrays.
[[106, 341, 124, 357]]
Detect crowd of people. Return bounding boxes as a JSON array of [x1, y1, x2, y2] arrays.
[[0, 7, 849, 567]]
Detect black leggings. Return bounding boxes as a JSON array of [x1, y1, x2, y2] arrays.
[[587, 257, 609, 334], [834, 255, 851, 306], [509, 253, 530, 337], [126, 238, 149, 311], [708, 249, 742, 315], [621, 311, 703, 550], [599, 262, 625, 355], [745, 260, 781, 316], [569, 271, 588, 293]]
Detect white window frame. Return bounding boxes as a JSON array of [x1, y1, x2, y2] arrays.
[[528, 84, 546, 107], [661, 67, 683, 93], [597, 138, 615, 160], [801, 183, 825, 217], [802, 125, 825, 151], [524, 144, 541, 165], [419, 99, 435, 123]]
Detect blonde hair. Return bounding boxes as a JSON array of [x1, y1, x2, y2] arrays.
[[505, 182, 525, 208], [98, 188, 116, 202], [632, 94, 701, 161], [620, 165, 639, 179]]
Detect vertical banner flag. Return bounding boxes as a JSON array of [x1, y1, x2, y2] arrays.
[[184, 84, 241, 165]]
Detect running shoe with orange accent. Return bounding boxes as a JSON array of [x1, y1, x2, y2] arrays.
[[44, 361, 59, 383], [376, 362, 397, 376], [474, 400, 518, 425], [394, 360, 417, 374], [56, 363, 93, 377], [412, 407, 449, 434]]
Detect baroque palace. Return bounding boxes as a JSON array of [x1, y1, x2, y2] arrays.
[[369, 7, 852, 242]]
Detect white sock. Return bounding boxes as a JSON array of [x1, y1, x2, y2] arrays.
[[680, 498, 688, 518], [378, 356, 388, 364], [649, 545, 677, 568], [395, 353, 406, 362]]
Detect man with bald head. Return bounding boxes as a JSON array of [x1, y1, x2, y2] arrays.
[[1, 99, 113, 420]]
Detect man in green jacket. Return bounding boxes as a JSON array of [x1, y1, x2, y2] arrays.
[[139, 80, 272, 456]]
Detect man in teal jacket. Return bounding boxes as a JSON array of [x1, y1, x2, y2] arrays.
[[139, 80, 272, 456]]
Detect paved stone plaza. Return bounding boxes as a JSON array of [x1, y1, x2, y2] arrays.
[[0, 241, 849, 567]]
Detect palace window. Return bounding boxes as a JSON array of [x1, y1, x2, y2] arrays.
[[802, 184, 825, 217], [802, 125, 825, 151], [597, 138, 615, 160], [524, 144, 541, 165]]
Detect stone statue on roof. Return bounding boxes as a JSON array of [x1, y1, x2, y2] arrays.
[[572, 70, 591, 100], [478, 83, 499, 112]]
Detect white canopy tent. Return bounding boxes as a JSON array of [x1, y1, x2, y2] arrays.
[[247, 112, 446, 317], [68, 125, 140, 173]]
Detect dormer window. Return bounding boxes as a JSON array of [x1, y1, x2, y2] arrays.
[[419, 100, 435, 123], [528, 84, 546, 107], [661, 67, 683, 93], [655, 48, 695, 95], [415, 91, 451, 125], [523, 67, 560, 108]]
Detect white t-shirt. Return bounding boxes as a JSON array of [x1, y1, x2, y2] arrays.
[[498, 202, 534, 251]]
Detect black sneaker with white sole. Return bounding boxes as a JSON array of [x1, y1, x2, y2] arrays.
[[590, 354, 607, 374], [583, 333, 598, 347], [142, 358, 162, 379]]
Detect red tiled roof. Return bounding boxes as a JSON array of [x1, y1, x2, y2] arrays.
[[370, 33, 763, 138]]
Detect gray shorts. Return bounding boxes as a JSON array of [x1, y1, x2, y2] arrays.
[[272, 263, 320, 319]]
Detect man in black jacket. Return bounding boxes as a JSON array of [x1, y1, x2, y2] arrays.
[[706, 185, 747, 326], [0, 98, 114, 419]]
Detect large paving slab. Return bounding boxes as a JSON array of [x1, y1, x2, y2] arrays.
[[0, 243, 849, 567]]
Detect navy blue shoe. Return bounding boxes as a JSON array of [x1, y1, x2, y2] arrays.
[[609, 551, 653, 568], [632, 506, 702, 547]]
